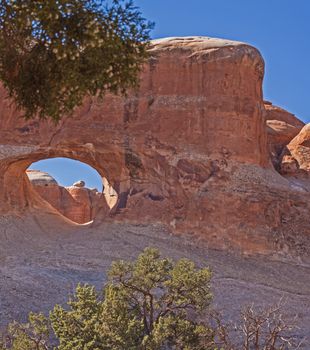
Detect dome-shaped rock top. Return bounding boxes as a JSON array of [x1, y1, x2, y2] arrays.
[[26, 170, 58, 187]]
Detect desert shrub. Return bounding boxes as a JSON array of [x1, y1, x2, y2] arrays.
[[50, 248, 214, 349], [212, 302, 303, 350], [0, 312, 50, 350]]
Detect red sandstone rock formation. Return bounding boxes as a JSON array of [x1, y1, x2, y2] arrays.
[[26, 170, 102, 224], [64, 186, 102, 223], [0, 36, 309, 257], [265, 102, 305, 169], [279, 124, 310, 181]]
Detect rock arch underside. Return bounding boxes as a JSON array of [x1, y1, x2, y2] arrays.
[[0, 37, 309, 259]]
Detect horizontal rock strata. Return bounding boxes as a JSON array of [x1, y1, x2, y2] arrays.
[[0, 36, 309, 258]]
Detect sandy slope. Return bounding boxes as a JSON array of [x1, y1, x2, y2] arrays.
[[0, 213, 309, 347]]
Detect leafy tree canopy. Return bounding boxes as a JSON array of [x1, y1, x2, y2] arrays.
[[50, 247, 214, 349], [0, 0, 153, 121]]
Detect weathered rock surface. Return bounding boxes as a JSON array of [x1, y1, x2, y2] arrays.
[[0, 36, 309, 258], [26, 170, 102, 224], [286, 124, 310, 172], [265, 102, 305, 169], [279, 123, 310, 186], [73, 180, 85, 188], [265, 102, 305, 128], [27, 169, 58, 186]]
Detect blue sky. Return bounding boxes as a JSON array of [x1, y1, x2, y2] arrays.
[[30, 0, 309, 188]]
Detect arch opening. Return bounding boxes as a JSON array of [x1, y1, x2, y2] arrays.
[[26, 157, 118, 224]]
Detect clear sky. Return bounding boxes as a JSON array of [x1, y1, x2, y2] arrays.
[[30, 0, 309, 188]]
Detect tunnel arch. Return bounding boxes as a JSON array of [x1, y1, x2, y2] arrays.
[[0, 145, 127, 222]]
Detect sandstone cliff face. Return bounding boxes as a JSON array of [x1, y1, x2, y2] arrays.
[[286, 124, 310, 172], [265, 102, 305, 169], [26, 170, 102, 224], [264, 103, 310, 189], [0, 36, 309, 258], [278, 124, 310, 189]]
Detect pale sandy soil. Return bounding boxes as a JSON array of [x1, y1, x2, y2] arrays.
[[0, 213, 309, 347]]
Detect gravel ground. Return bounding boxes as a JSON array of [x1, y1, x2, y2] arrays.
[[0, 213, 309, 347]]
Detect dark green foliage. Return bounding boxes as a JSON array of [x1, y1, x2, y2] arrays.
[[0, 312, 50, 349], [0, 0, 153, 121], [50, 248, 214, 349]]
